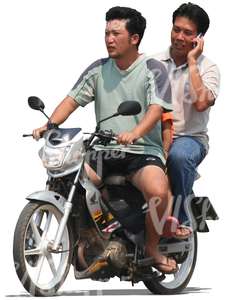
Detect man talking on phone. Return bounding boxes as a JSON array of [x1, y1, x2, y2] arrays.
[[152, 2, 220, 236]]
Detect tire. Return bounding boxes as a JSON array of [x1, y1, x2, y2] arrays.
[[13, 202, 74, 296], [143, 232, 198, 295]]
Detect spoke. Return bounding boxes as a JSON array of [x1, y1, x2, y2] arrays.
[[25, 247, 41, 256], [41, 212, 53, 241], [30, 218, 41, 244], [46, 252, 57, 277], [36, 255, 45, 283], [35, 210, 44, 227]]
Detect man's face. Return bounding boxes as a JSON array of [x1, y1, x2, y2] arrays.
[[105, 19, 138, 59], [171, 16, 198, 56]]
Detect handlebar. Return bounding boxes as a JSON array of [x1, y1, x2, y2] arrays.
[[95, 130, 117, 140], [22, 122, 58, 138], [85, 130, 150, 147], [22, 134, 33, 137], [23, 128, 150, 148]]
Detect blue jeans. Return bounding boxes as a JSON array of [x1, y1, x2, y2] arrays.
[[167, 136, 207, 224]]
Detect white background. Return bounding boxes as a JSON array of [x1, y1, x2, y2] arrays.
[[1, 0, 225, 298]]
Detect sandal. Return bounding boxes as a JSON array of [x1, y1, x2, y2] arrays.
[[163, 216, 192, 240], [174, 224, 192, 240], [152, 256, 178, 274]]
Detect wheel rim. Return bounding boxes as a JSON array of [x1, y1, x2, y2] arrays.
[[23, 204, 70, 291], [157, 234, 196, 289]]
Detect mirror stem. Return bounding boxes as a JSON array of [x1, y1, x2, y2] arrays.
[[40, 109, 50, 120], [96, 113, 119, 131]]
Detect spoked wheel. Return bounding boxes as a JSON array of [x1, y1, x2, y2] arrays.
[[13, 202, 74, 296], [143, 232, 197, 294]]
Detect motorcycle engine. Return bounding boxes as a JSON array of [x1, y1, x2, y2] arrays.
[[102, 240, 128, 269], [76, 227, 106, 270], [77, 227, 128, 271]]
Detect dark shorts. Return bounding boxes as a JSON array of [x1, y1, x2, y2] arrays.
[[86, 150, 165, 179]]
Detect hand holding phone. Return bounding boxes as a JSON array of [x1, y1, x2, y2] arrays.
[[193, 33, 203, 48]]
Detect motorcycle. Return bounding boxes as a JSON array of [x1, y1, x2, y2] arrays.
[[13, 96, 218, 296]]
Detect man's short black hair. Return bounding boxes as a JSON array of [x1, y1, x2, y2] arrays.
[[173, 2, 210, 35], [106, 6, 146, 48]]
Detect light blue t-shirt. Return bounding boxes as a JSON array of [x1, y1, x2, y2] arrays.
[[68, 54, 172, 163]]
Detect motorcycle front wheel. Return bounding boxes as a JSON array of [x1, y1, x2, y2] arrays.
[[143, 232, 197, 294], [13, 202, 74, 296]]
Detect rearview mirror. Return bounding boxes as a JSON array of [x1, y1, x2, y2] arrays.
[[117, 101, 141, 116], [28, 96, 45, 111], [96, 100, 142, 131]]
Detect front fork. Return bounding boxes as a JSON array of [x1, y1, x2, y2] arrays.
[[51, 168, 82, 251]]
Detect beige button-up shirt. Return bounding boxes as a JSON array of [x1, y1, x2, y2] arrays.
[[152, 49, 220, 151]]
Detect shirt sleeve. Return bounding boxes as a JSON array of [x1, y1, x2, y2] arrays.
[[68, 60, 100, 107], [201, 63, 220, 100], [146, 58, 172, 112]]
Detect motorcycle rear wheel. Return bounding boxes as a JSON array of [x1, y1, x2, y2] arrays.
[[143, 232, 197, 294], [13, 202, 74, 296]]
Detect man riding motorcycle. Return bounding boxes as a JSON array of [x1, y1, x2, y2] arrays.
[[33, 6, 178, 273]]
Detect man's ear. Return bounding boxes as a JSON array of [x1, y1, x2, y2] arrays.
[[131, 33, 140, 46]]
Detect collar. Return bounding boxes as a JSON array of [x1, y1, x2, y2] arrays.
[[162, 47, 204, 68], [160, 47, 188, 69], [112, 53, 146, 75]]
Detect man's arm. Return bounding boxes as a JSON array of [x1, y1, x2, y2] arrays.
[[188, 61, 215, 112], [162, 123, 172, 158], [188, 37, 215, 112], [33, 96, 79, 140], [161, 112, 173, 158], [49, 96, 79, 124], [117, 104, 163, 145]]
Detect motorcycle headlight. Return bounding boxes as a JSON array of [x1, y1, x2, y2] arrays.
[[38, 128, 85, 177], [39, 145, 71, 169], [39, 144, 84, 172]]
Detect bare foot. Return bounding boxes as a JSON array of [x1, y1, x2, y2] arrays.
[[174, 225, 192, 240], [146, 248, 178, 274], [163, 217, 192, 240], [152, 255, 178, 274]]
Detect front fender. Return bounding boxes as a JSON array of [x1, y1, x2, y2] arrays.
[[26, 190, 66, 214]]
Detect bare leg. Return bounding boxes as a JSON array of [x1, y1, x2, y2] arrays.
[[85, 163, 102, 186], [84, 163, 109, 200], [131, 165, 177, 272], [166, 174, 173, 216], [85, 162, 177, 272]]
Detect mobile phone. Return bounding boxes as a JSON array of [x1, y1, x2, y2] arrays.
[[193, 33, 203, 48]]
